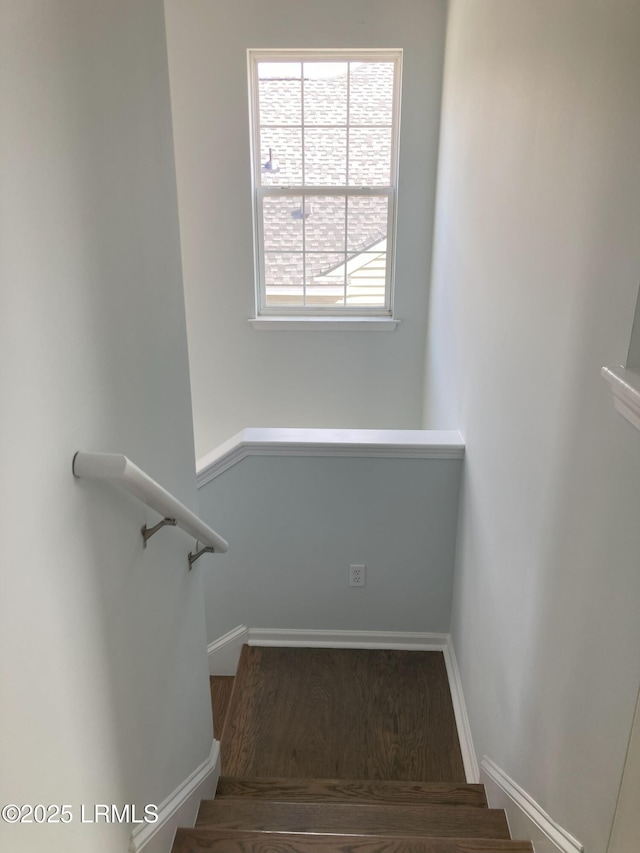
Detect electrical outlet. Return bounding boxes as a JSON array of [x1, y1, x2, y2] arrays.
[[349, 564, 366, 587]]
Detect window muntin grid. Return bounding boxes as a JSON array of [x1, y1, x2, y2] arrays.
[[249, 51, 401, 315]]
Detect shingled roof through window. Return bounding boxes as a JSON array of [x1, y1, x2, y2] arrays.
[[257, 61, 395, 297]]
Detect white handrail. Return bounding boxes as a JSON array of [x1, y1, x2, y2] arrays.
[[72, 451, 229, 553]]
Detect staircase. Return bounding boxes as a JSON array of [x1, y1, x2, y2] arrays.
[[172, 647, 533, 853]]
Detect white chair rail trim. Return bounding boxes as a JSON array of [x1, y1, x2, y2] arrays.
[[197, 428, 465, 488], [73, 451, 229, 553]]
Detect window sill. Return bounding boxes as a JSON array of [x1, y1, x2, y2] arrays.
[[249, 316, 400, 331], [601, 365, 640, 431]]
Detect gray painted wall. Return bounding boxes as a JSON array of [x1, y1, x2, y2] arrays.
[[424, 2, 640, 850], [0, 2, 212, 850], [164, 0, 447, 456], [198, 456, 462, 640]]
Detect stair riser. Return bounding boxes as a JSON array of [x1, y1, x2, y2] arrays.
[[216, 777, 488, 808]]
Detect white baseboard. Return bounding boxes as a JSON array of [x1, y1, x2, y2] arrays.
[[443, 636, 479, 783], [248, 627, 450, 651], [129, 741, 220, 853], [207, 627, 479, 785], [207, 624, 249, 675], [207, 626, 449, 674], [481, 756, 583, 853]]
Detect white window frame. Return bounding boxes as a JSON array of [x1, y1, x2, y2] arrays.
[[248, 49, 402, 321]]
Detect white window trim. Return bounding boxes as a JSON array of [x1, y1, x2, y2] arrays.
[[247, 48, 402, 327]]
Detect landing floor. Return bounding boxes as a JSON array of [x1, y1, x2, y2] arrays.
[[215, 646, 465, 782]]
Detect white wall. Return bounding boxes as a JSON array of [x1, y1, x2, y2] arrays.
[[424, 2, 640, 851], [0, 2, 212, 850], [164, 0, 447, 457], [198, 456, 462, 641]]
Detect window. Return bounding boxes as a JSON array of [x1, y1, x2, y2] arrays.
[[248, 50, 402, 320]]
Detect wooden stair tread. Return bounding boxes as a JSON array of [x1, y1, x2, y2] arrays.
[[216, 777, 487, 807], [173, 829, 532, 853], [196, 800, 510, 839]]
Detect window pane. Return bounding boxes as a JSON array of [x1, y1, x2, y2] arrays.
[[262, 196, 303, 251], [303, 62, 348, 126], [260, 127, 302, 186], [347, 196, 388, 252], [346, 252, 387, 306], [251, 51, 399, 316], [304, 128, 347, 185], [348, 127, 392, 186], [303, 196, 346, 253], [349, 62, 394, 126], [264, 252, 304, 307], [259, 79, 301, 126], [258, 62, 301, 79], [305, 252, 346, 306]]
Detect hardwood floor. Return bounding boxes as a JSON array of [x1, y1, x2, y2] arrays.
[[171, 645, 532, 853], [210, 675, 234, 740], [221, 646, 466, 782]]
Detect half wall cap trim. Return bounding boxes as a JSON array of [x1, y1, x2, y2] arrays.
[[196, 428, 465, 487]]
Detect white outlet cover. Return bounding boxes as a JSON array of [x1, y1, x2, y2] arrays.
[[349, 564, 366, 587]]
